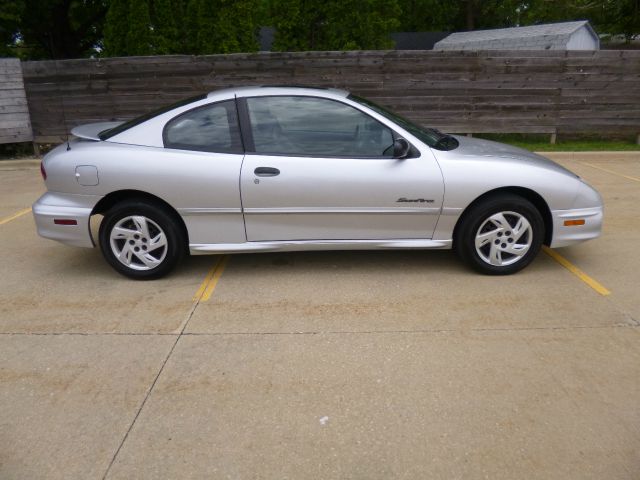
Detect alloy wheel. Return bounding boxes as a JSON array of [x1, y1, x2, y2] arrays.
[[474, 211, 533, 267], [109, 215, 168, 271]]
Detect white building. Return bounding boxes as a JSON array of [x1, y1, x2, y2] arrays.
[[434, 21, 599, 51]]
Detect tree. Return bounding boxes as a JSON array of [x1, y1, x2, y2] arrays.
[[152, 0, 182, 54], [0, 0, 23, 57], [323, 0, 401, 49], [103, 0, 128, 56], [125, 0, 153, 55], [104, 0, 157, 56], [209, 0, 259, 53], [5, 0, 640, 59], [17, 0, 108, 59], [271, 0, 400, 51], [194, 0, 259, 54], [184, 0, 200, 53], [602, 0, 640, 41], [397, 0, 458, 32]]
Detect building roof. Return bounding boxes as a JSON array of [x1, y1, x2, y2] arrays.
[[434, 20, 599, 50], [390, 32, 450, 50]]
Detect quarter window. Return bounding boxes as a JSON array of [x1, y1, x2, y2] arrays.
[[163, 100, 242, 153], [246, 96, 394, 157]]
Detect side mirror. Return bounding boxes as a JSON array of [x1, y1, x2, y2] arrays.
[[393, 138, 411, 159]]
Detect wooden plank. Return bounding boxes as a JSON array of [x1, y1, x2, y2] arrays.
[[0, 59, 33, 143], [0, 58, 22, 74], [19, 50, 640, 141]]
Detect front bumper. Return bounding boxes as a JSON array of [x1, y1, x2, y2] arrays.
[[550, 206, 603, 248], [32, 193, 99, 248]]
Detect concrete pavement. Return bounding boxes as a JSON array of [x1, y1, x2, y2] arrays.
[[0, 154, 638, 479]]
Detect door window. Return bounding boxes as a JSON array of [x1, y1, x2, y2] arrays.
[[246, 96, 394, 157], [163, 100, 242, 153]]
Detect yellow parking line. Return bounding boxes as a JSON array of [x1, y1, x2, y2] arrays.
[[192, 255, 230, 302], [582, 162, 640, 183], [0, 207, 32, 226], [202, 255, 230, 301], [543, 246, 611, 296]]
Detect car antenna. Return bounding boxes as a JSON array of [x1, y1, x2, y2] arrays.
[[54, 59, 71, 151]]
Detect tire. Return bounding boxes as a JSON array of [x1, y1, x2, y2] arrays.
[[99, 200, 185, 280], [454, 194, 544, 275]]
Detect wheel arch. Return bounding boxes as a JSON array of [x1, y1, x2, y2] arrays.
[[452, 187, 553, 246], [91, 189, 190, 247]]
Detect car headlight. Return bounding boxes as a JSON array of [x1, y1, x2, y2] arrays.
[[572, 179, 603, 209]]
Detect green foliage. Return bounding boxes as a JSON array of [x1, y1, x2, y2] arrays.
[[16, 0, 108, 59], [103, 0, 258, 56], [212, 0, 259, 53], [272, 0, 400, 51], [184, 0, 200, 53], [394, 0, 640, 42], [152, 0, 182, 54], [610, 0, 640, 41], [6, 0, 640, 59], [0, 0, 24, 57], [195, 0, 258, 54], [126, 0, 154, 55], [104, 0, 154, 56], [103, 0, 128, 56], [397, 0, 458, 32]]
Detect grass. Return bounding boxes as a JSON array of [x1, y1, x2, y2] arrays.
[[474, 134, 640, 152]]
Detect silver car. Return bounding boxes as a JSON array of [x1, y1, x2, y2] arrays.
[[33, 86, 603, 279]]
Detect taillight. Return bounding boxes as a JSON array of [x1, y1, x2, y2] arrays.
[[40, 161, 47, 181]]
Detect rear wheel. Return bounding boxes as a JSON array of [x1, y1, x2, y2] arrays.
[[454, 194, 544, 275], [99, 201, 185, 279]]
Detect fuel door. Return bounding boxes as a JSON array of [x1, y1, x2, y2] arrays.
[[75, 165, 99, 186]]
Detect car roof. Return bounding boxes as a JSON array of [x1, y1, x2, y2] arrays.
[[206, 85, 350, 101]]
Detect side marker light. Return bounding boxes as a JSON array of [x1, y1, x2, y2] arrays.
[[564, 219, 585, 226]]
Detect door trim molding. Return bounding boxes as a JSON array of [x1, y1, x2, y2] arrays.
[[243, 207, 441, 214], [190, 238, 452, 255]]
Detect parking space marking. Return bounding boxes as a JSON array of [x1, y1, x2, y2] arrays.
[[581, 162, 640, 183], [0, 207, 31, 226], [192, 255, 230, 302], [201, 255, 230, 301], [192, 258, 221, 301], [543, 246, 611, 296]]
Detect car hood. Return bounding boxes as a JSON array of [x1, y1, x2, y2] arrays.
[[450, 135, 578, 178], [70, 121, 123, 141]]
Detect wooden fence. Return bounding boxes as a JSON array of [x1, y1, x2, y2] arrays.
[[0, 58, 33, 144], [21, 50, 640, 144]]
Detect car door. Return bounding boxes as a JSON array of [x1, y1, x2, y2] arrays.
[[239, 95, 444, 242]]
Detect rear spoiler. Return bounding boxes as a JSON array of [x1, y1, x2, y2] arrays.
[[70, 122, 123, 141]]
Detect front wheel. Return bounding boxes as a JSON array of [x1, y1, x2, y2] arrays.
[[99, 201, 185, 279], [454, 194, 544, 275]]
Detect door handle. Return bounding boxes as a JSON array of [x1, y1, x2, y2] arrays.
[[254, 167, 280, 177]]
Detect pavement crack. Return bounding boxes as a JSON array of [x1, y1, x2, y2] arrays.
[[101, 292, 203, 479], [177, 323, 638, 336], [2, 323, 638, 339]]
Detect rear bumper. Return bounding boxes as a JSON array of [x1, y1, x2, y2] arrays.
[[550, 206, 603, 248], [32, 193, 99, 248]]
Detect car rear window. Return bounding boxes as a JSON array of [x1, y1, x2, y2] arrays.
[[163, 100, 243, 153], [99, 94, 208, 140]]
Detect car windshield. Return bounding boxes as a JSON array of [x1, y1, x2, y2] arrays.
[[348, 94, 458, 151], [99, 94, 208, 140]]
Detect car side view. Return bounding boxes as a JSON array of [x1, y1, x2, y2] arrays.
[[33, 86, 604, 279]]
